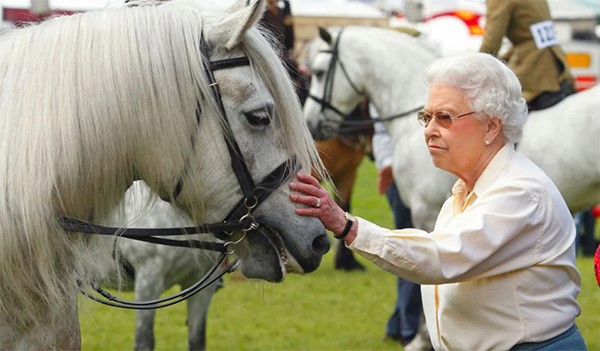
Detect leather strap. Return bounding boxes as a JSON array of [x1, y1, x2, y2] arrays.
[[333, 212, 354, 239]]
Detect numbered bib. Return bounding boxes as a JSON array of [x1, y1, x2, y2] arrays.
[[530, 20, 559, 49]]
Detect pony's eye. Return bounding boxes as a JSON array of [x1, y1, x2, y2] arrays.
[[313, 70, 324, 79], [243, 106, 272, 128]]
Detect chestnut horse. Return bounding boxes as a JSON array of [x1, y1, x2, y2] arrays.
[[314, 102, 373, 270]]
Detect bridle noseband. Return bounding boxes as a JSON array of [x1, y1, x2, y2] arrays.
[[61, 35, 298, 309]]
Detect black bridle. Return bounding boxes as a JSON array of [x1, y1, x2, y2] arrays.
[[307, 29, 423, 138], [60, 36, 298, 309], [308, 30, 364, 124]]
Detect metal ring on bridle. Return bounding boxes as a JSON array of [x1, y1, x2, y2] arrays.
[[239, 213, 258, 231], [244, 195, 259, 210]]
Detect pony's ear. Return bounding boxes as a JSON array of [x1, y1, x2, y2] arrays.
[[218, 0, 265, 50], [318, 27, 333, 45]]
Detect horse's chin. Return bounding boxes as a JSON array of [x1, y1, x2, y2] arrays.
[[236, 226, 301, 282]]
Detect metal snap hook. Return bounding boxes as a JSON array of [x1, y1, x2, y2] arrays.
[[247, 222, 260, 231], [239, 213, 260, 231], [239, 212, 254, 224], [224, 242, 236, 255], [224, 231, 246, 255]]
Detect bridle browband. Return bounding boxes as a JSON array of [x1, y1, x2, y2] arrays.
[[60, 35, 298, 309], [307, 29, 423, 138]]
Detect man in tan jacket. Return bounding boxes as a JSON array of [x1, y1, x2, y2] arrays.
[[480, 0, 575, 111]]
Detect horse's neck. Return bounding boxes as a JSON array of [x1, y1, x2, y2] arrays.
[[366, 72, 427, 122], [345, 30, 432, 132]]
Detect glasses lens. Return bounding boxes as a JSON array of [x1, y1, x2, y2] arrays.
[[417, 111, 431, 126], [435, 111, 453, 127]]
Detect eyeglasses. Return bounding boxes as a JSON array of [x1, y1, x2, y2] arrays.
[[417, 110, 478, 128]]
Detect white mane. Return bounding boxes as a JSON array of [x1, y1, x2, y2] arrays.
[[0, 0, 323, 336]]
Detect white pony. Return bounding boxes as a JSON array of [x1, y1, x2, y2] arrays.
[[0, 0, 329, 348], [304, 25, 600, 231], [108, 181, 220, 351]]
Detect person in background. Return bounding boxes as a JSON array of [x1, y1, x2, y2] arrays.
[[290, 53, 585, 350], [259, 0, 304, 97], [576, 207, 599, 257], [261, 0, 295, 60], [479, 0, 575, 111]]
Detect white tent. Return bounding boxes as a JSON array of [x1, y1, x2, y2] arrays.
[[1, 0, 123, 11], [289, 0, 386, 19], [548, 0, 598, 20]]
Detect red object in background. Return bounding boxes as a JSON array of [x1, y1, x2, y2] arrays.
[[591, 204, 600, 219], [2, 8, 76, 25], [594, 244, 600, 288], [575, 75, 598, 92], [593, 205, 600, 287], [425, 10, 485, 36]]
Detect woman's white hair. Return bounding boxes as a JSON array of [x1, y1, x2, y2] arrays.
[[426, 52, 528, 144]]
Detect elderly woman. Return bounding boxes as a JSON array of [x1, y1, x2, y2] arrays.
[[290, 53, 585, 350]]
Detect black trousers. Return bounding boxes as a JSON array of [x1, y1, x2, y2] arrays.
[[528, 80, 576, 112]]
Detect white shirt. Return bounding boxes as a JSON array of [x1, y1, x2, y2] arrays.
[[370, 104, 393, 170], [372, 122, 393, 170], [350, 144, 581, 351]]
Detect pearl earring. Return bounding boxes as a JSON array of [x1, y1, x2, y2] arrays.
[[485, 139, 491, 145]]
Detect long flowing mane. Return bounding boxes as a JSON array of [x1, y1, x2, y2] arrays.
[[0, 0, 323, 332]]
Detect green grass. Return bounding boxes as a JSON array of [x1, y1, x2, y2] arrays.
[[80, 159, 600, 350]]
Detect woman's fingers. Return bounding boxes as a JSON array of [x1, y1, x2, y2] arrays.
[[290, 182, 321, 197], [290, 172, 347, 233], [290, 173, 324, 197], [295, 172, 321, 186], [290, 194, 320, 208]]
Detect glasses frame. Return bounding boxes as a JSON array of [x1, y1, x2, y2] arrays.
[[417, 110, 478, 128]]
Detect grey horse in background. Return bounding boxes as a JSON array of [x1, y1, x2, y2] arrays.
[[113, 181, 222, 351]]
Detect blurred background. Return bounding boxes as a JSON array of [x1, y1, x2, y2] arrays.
[[2, 0, 599, 91]]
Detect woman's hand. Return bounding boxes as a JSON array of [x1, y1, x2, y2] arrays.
[[289, 172, 347, 235]]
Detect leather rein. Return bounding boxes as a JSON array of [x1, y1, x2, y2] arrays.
[[307, 29, 422, 138], [61, 36, 297, 309]]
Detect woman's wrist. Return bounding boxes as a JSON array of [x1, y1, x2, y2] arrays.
[[329, 210, 346, 235], [333, 212, 356, 239]]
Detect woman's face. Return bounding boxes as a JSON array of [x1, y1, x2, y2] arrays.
[[423, 84, 489, 181]]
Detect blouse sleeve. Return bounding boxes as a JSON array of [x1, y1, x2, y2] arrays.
[[350, 182, 553, 284]]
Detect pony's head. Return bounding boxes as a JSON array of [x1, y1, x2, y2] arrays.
[[157, 0, 331, 282], [0, 0, 328, 338], [303, 26, 437, 141], [303, 27, 368, 140]]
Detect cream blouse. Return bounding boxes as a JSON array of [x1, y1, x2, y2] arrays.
[[349, 144, 581, 350]]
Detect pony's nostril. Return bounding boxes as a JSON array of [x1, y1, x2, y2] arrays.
[[312, 233, 331, 256]]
